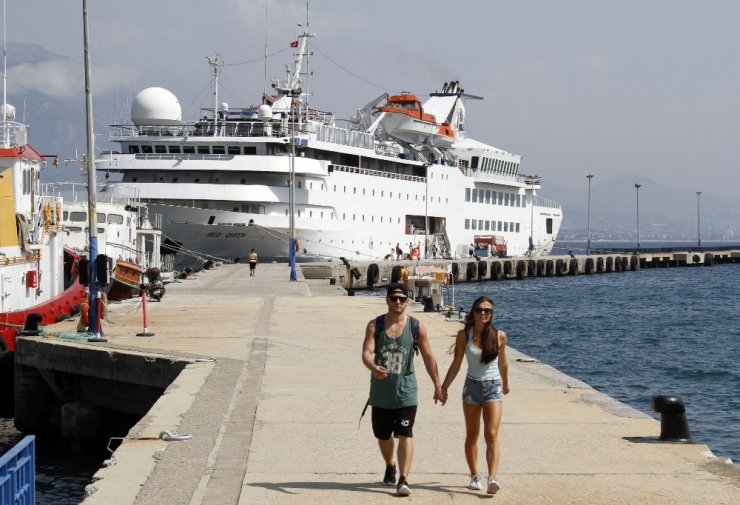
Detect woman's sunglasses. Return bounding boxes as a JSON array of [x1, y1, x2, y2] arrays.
[[474, 307, 493, 315], [388, 295, 408, 303]]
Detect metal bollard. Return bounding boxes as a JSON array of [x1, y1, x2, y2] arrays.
[[136, 284, 155, 337], [650, 395, 691, 442]]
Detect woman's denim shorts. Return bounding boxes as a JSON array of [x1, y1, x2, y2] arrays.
[[463, 375, 503, 404]]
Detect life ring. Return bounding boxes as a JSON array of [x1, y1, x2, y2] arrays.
[[366, 263, 380, 288], [466, 262, 476, 281], [585, 258, 595, 275], [477, 261, 487, 279], [391, 265, 403, 283]]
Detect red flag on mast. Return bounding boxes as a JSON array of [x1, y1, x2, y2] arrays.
[[289, 40, 298, 48]]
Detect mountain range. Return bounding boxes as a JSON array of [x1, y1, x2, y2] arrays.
[[5, 42, 738, 241]]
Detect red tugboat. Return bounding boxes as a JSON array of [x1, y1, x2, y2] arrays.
[[0, 105, 86, 414]]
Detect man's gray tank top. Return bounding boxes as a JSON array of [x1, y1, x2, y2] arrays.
[[368, 316, 418, 409]]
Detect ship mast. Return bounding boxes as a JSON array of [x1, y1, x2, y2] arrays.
[[208, 54, 222, 136]]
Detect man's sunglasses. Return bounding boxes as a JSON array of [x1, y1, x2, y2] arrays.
[[388, 295, 408, 303]]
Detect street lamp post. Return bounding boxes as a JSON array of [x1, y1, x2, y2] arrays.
[[288, 88, 301, 281], [696, 191, 702, 248], [634, 183, 641, 249], [586, 174, 594, 255]]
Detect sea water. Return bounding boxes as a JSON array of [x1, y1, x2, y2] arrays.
[[447, 262, 740, 463]]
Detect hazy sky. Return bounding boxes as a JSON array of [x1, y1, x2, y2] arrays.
[[8, 0, 740, 198]]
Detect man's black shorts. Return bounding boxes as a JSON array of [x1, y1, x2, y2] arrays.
[[371, 405, 417, 439]]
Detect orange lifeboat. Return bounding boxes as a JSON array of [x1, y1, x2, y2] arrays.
[[376, 92, 455, 146]]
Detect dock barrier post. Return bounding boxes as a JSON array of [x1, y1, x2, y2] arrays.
[[136, 284, 155, 337], [650, 395, 691, 442]]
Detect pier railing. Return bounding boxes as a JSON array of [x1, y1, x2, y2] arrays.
[[0, 435, 35, 505]]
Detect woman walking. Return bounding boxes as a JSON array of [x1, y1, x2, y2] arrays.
[[441, 296, 509, 494]]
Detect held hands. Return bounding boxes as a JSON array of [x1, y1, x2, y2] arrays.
[[434, 386, 448, 405]]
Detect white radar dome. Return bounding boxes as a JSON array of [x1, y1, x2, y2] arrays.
[[131, 87, 182, 126], [1, 103, 16, 120], [257, 104, 273, 121]]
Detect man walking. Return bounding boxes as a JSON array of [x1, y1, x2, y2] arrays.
[[361, 283, 446, 496], [248, 248, 258, 276]]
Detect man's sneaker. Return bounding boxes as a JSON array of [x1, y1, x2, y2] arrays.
[[487, 476, 501, 495], [397, 477, 411, 497], [382, 464, 396, 486], [468, 474, 482, 490]]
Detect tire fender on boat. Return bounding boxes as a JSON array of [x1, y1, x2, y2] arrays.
[[585, 258, 595, 275], [630, 255, 639, 271], [515, 260, 525, 278], [391, 265, 403, 283], [466, 262, 476, 281], [366, 263, 380, 288], [492, 261, 503, 280], [569, 258, 579, 275], [596, 257, 604, 273], [477, 261, 487, 279], [704, 253, 714, 266], [451, 262, 459, 280]]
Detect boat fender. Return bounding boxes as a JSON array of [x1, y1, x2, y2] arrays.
[[477, 261, 487, 279], [366, 263, 380, 288], [630, 255, 639, 271], [537, 260, 546, 276], [555, 259, 566, 276], [545, 260, 554, 276], [605, 256, 614, 272], [704, 253, 714, 266], [466, 262, 476, 281], [622, 256, 630, 271], [569, 258, 579, 275], [492, 261, 503, 280], [55, 199, 62, 224], [391, 265, 403, 283], [451, 262, 459, 279], [596, 257, 604, 272], [504, 261, 514, 276], [585, 258, 595, 275], [528, 260, 537, 276], [43, 200, 52, 226], [515, 260, 525, 278]]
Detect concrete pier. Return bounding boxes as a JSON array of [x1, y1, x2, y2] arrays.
[[18, 262, 740, 504]]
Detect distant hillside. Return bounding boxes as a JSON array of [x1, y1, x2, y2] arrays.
[[541, 176, 739, 240]]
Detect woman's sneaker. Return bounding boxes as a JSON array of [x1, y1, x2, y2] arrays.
[[487, 476, 501, 494], [382, 464, 396, 486], [397, 477, 411, 496], [468, 474, 482, 490]]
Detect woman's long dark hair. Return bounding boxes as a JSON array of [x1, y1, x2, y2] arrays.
[[464, 296, 498, 364]]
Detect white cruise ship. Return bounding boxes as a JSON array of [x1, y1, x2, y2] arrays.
[[98, 30, 562, 270]]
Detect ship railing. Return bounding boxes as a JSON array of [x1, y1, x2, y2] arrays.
[[315, 124, 374, 150], [331, 164, 425, 183], [459, 167, 532, 185], [0, 120, 28, 147], [0, 435, 35, 505], [109, 122, 292, 139], [533, 195, 561, 209]]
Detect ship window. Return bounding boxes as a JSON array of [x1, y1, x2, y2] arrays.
[[504, 222, 509, 232], [390, 192, 393, 198], [546, 218, 553, 234], [485, 221, 490, 231], [98, 227, 105, 234], [69, 212, 86, 222], [498, 192, 503, 205], [169, 145, 181, 154], [344, 186, 346, 193], [343, 213, 345, 220], [129, 145, 140, 154], [298, 211, 301, 217], [155, 145, 167, 153], [471, 156, 479, 169], [372, 189, 375, 196], [96, 214, 106, 224], [465, 219, 470, 229], [172, 177, 178, 182], [183, 146, 195, 154], [353, 214, 356, 221], [333, 185, 336, 191], [478, 220, 483, 230], [516, 223, 520, 233], [227, 146, 240, 155], [208, 216, 216, 224], [310, 211, 313, 217], [194, 178, 200, 183], [142, 145, 153, 153], [213, 146, 225, 155], [353, 187, 356, 194], [66, 226, 82, 232], [381, 191, 384, 197], [63, 211, 69, 220], [244, 146, 256, 155], [465, 188, 470, 202], [516, 195, 521, 207], [362, 188, 365, 195], [321, 212, 324, 218], [471, 220, 477, 230], [197, 146, 210, 154], [497, 221, 502, 231], [108, 214, 124, 224], [132, 177, 138, 182]]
